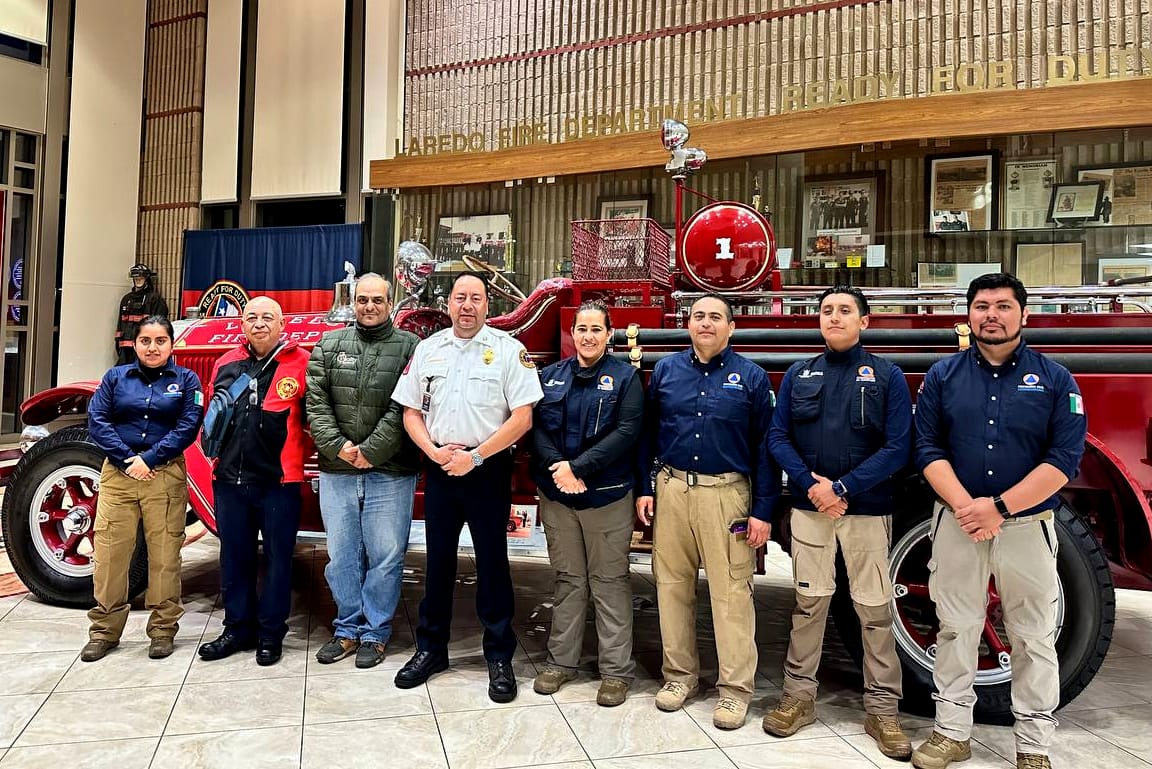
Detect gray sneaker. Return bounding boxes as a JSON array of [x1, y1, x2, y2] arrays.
[[315, 636, 358, 665], [356, 642, 387, 669]]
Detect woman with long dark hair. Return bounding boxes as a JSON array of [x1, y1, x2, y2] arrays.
[[82, 315, 203, 661]]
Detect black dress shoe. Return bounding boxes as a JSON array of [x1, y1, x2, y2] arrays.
[[394, 650, 449, 689], [488, 660, 518, 703], [255, 639, 283, 666], [198, 632, 256, 661]]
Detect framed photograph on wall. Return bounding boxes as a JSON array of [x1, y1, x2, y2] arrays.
[[1046, 182, 1105, 224], [598, 197, 651, 222], [927, 153, 998, 232], [1076, 162, 1152, 226], [434, 214, 513, 272], [797, 173, 882, 268]]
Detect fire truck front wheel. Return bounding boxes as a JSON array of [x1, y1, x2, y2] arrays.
[[830, 500, 1114, 724], [1, 426, 149, 608]]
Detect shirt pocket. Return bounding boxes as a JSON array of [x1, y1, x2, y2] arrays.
[[709, 389, 749, 423], [466, 367, 502, 405], [851, 383, 884, 430], [536, 389, 566, 432], [790, 378, 823, 422]]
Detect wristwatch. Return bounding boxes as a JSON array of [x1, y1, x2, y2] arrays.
[[470, 449, 484, 467], [993, 495, 1010, 518], [831, 480, 848, 498]]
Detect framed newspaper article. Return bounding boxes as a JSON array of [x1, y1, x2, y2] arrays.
[[927, 153, 998, 233]]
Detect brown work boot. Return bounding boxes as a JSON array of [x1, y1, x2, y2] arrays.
[[1017, 754, 1051, 769], [533, 666, 578, 695], [655, 681, 699, 712], [864, 713, 913, 761], [80, 639, 118, 662], [762, 692, 816, 737], [713, 697, 749, 730], [911, 731, 972, 769], [596, 677, 629, 707], [148, 637, 175, 659]]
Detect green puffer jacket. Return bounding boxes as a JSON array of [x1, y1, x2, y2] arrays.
[[305, 320, 421, 475]]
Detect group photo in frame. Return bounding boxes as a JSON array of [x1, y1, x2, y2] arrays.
[[1046, 182, 1105, 225], [1076, 162, 1152, 226], [797, 173, 882, 267], [927, 153, 998, 233], [434, 214, 514, 272]]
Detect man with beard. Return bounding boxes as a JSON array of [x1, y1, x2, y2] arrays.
[[390, 272, 543, 702], [911, 273, 1086, 769]]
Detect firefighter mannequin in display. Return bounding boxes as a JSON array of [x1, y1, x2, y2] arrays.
[[115, 264, 170, 364]]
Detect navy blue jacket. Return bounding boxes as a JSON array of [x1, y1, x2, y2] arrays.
[[532, 355, 643, 509], [768, 344, 912, 518], [915, 341, 1086, 516], [88, 359, 204, 471], [638, 346, 781, 521]]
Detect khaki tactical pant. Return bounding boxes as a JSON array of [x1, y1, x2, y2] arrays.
[[652, 469, 757, 703], [539, 493, 636, 679], [88, 458, 189, 642], [783, 508, 903, 714], [929, 503, 1060, 755]]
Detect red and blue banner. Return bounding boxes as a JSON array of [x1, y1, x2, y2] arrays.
[[181, 224, 362, 317]]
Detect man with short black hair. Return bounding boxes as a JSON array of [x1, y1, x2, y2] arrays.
[[912, 273, 1086, 769], [764, 285, 912, 759], [636, 293, 780, 730], [307, 273, 421, 669], [391, 272, 543, 702]]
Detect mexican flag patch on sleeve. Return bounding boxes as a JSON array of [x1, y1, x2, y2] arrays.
[[194, 390, 204, 407], [1069, 392, 1085, 415]]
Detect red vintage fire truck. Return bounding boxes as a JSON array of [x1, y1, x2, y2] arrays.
[[4, 123, 1152, 725]]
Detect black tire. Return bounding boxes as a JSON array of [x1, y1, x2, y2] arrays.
[[1, 426, 148, 608], [831, 500, 1114, 724]]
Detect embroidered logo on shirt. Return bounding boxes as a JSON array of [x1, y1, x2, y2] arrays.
[[1069, 392, 1085, 415], [544, 378, 566, 387], [856, 365, 876, 383], [1018, 373, 1045, 392], [798, 369, 824, 378], [193, 390, 204, 406], [164, 383, 181, 396], [597, 374, 614, 391], [336, 351, 359, 366], [518, 349, 536, 369], [722, 372, 744, 390], [276, 376, 300, 400]]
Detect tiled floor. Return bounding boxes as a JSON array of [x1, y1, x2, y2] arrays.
[[0, 538, 1150, 768]]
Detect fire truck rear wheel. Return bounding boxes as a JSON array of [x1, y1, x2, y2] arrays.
[[830, 500, 1114, 724], [1, 426, 149, 608]]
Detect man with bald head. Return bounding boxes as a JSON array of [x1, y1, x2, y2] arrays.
[[307, 274, 421, 669], [199, 296, 312, 666]]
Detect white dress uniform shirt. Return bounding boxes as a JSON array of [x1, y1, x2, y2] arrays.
[[392, 325, 544, 448]]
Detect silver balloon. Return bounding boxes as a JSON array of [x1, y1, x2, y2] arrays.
[[661, 119, 690, 151]]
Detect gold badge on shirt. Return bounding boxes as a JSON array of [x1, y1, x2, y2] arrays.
[[483, 348, 495, 365]]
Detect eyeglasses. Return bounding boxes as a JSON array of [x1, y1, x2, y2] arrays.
[[248, 377, 258, 406]]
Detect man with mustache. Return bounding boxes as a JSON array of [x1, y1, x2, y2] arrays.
[[391, 271, 543, 702], [911, 273, 1087, 769]]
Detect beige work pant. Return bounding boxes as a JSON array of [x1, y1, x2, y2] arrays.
[[929, 503, 1060, 755], [539, 493, 636, 679], [783, 508, 903, 714], [652, 470, 757, 703], [88, 458, 189, 642]]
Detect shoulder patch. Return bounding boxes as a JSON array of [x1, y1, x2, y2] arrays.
[[519, 349, 536, 369]]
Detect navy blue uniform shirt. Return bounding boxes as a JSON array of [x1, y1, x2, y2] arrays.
[[914, 341, 1086, 516], [768, 343, 911, 518], [638, 345, 781, 521], [88, 359, 204, 470]]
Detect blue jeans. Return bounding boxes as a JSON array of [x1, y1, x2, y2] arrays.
[[319, 470, 417, 644]]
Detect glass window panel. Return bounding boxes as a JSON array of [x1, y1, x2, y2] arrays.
[[13, 133, 36, 164], [13, 167, 34, 189], [0, 130, 8, 184], [2, 330, 27, 433], [8, 193, 33, 325]]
